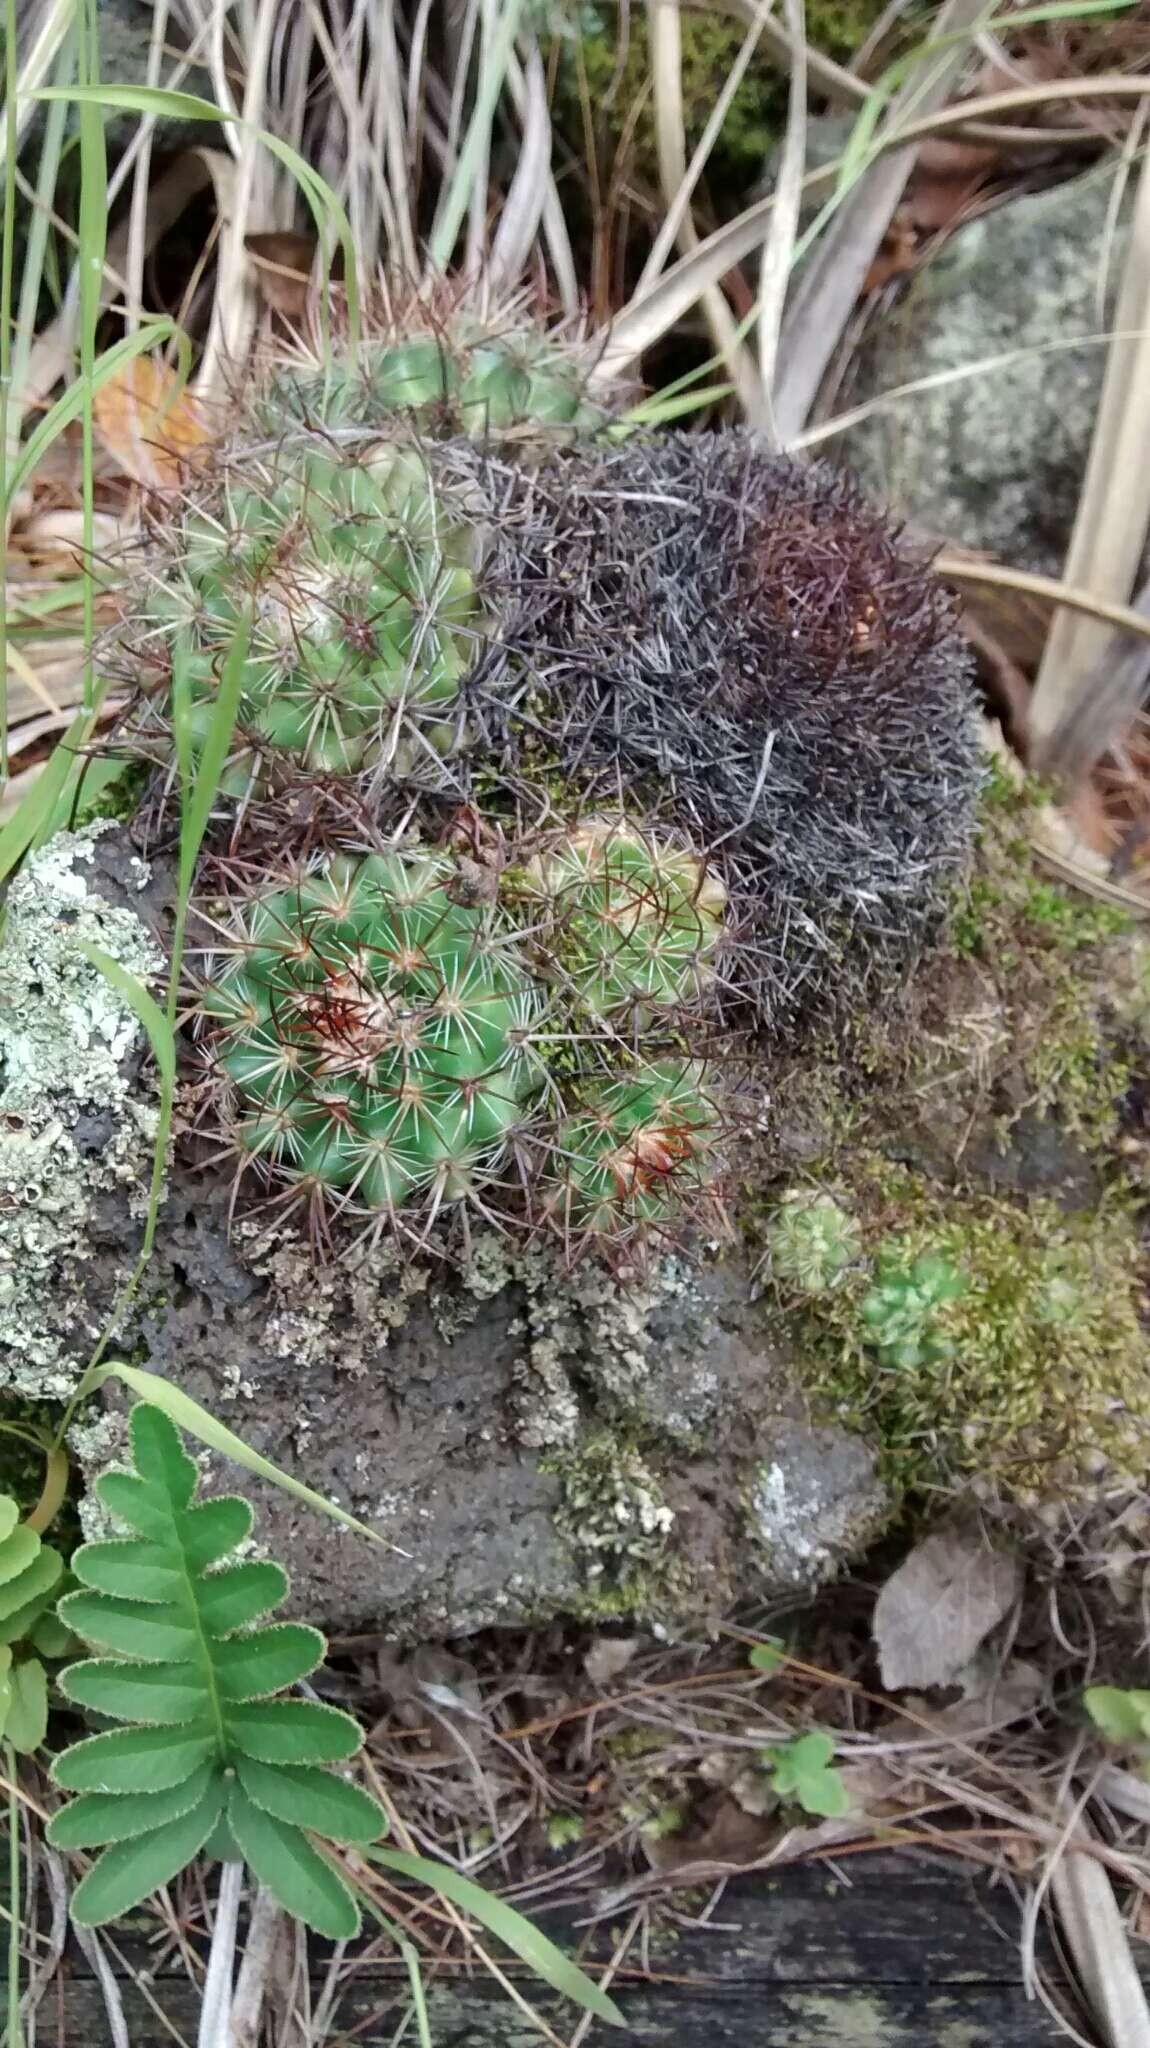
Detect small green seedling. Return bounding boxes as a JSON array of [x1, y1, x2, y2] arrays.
[[547, 1811, 585, 1851], [748, 1638, 787, 1674], [762, 1731, 850, 1819], [765, 1193, 861, 1295], [1085, 1686, 1150, 1759]]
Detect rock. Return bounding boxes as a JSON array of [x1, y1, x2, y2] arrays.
[[17, 1, 217, 153], [0, 827, 162, 1404], [0, 825, 885, 1638], [837, 167, 1127, 576], [115, 1192, 891, 1638]]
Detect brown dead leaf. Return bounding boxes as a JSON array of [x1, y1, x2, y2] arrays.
[[245, 232, 317, 319], [93, 356, 213, 492], [873, 1524, 1023, 1692]]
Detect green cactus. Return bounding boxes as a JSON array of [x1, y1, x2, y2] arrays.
[[137, 443, 481, 796], [766, 1192, 860, 1295], [860, 1249, 967, 1371], [522, 822, 726, 1018], [198, 850, 544, 1215], [543, 1058, 718, 1239], [262, 321, 603, 441]]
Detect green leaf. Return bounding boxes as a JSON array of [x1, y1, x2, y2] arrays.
[[179, 1499, 255, 1570], [0, 1548, 63, 1623], [52, 1722, 216, 1794], [1085, 1686, 1150, 1745], [366, 1850, 626, 2028], [228, 1785, 360, 1940], [70, 1784, 226, 1926], [57, 1590, 195, 1662], [5, 1659, 48, 1755], [749, 1639, 786, 1674], [51, 1402, 389, 1929], [764, 1732, 851, 1820], [60, 1658, 204, 1725], [27, 1612, 76, 1660], [195, 1563, 288, 1635], [0, 1646, 12, 1739], [0, 1529, 38, 1589], [235, 1758, 384, 1843], [214, 1625, 325, 1701], [47, 1764, 219, 1850], [127, 1405, 196, 1505], [0, 1557, 65, 1646], [71, 1538, 183, 1603], [0, 1501, 19, 1545], [225, 1699, 362, 1765]]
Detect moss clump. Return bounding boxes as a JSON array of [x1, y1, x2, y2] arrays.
[[945, 765, 1132, 1146], [790, 1160, 1150, 1502]]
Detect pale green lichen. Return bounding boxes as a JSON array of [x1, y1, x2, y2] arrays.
[[546, 1434, 675, 1604], [0, 827, 162, 1401]]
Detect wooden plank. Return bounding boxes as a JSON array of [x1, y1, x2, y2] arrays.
[[48, 1976, 1077, 2046], [39, 1857, 1093, 2045]]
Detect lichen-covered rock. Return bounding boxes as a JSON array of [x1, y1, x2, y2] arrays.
[[113, 1200, 890, 1636], [838, 167, 1127, 576], [0, 828, 163, 1401]]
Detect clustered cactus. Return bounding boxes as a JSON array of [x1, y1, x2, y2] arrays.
[[133, 443, 480, 796], [107, 303, 980, 1259], [198, 836, 724, 1245], [200, 852, 542, 1216]]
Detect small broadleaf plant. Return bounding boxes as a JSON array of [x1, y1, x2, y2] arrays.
[[0, 1495, 68, 1755], [46, 1404, 385, 1935], [763, 1731, 850, 1819], [1084, 1685, 1150, 1768]]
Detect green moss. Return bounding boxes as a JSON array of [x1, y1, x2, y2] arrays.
[[837, 767, 1136, 1156], [551, 1, 890, 201], [789, 1158, 1150, 1503]]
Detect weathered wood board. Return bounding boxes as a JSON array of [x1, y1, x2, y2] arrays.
[[31, 1852, 1106, 2045]]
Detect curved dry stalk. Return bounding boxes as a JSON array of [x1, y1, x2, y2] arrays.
[[1030, 144, 1150, 777], [646, 0, 760, 412]]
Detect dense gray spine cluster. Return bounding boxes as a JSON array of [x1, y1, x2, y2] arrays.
[[451, 432, 982, 1031]]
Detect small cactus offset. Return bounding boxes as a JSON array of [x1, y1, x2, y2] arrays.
[[522, 821, 727, 1019], [199, 850, 544, 1220], [766, 1192, 861, 1295], [860, 1250, 967, 1371], [132, 442, 481, 796], [260, 314, 604, 441], [544, 1059, 719, 1241]]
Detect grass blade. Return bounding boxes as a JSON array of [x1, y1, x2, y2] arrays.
[[76, 944, 176, 1090], [364, 1848, 626, 2027], [73, 1365, 398, 1552], [428, 0, 529, 272]]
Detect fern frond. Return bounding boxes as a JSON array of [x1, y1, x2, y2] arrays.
[[47, 1405, 384, 1935]]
